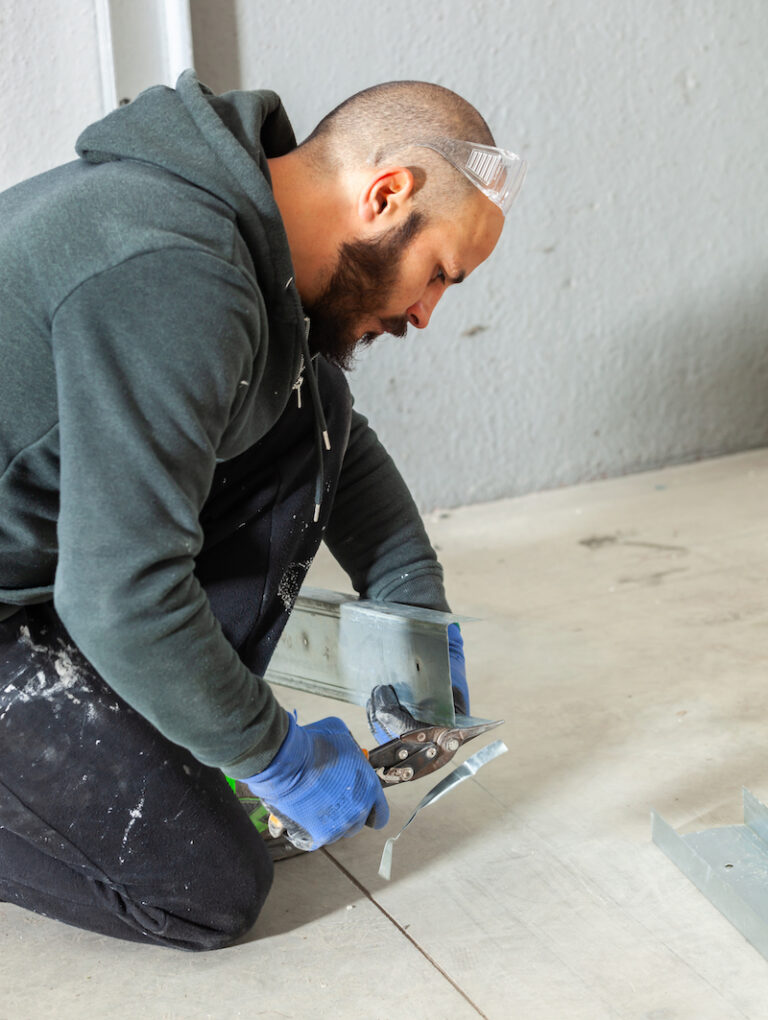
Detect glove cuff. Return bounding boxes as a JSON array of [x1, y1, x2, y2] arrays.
[[245, 713, 309, 787], [447, 621, 470, 717], [447, 621, 463, 650]]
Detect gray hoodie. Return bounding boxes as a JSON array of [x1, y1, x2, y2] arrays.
[[0, 71, 448, 776]]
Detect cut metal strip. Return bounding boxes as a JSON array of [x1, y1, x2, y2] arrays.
[[378, 739, 509, 880]]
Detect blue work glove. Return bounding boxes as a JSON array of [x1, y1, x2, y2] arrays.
[[243, 714, 389, 852], [366, 623, 471, 745], [447, 622, 470, 717]]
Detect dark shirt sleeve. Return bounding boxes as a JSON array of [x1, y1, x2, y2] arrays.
[[51, 248, 287, 777], [324, 408, 450, 613]]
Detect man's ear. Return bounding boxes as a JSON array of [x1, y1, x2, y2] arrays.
[[358, 167, 414, 223]]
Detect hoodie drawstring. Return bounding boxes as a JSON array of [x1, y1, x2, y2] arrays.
[[298, 317, 331, 523]]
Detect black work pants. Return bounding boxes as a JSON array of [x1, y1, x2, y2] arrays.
[[0, 359, 352, 951]]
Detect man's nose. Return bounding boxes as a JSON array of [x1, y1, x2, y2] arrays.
[[407, 289, 441, 329]]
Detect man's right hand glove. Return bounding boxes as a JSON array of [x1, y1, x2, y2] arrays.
[[243, 714, 389, 852]]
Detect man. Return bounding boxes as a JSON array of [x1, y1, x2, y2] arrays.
[[0, 72, 523, 950]]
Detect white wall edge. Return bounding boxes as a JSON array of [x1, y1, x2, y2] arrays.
[[94, 0, 118, 114], [164, 0, 194, 82], [94, 0, 193, 113]]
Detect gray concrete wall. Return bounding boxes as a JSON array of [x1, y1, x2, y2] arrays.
[[0, 1, 103, 192], [2, 2, 766, 510], [192, 0, 768, 509]]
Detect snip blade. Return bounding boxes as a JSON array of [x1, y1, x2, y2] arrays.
[[378, 739, 508, 880]]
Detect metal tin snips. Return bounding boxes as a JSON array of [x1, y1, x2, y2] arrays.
[[366, 718, 503, 786]]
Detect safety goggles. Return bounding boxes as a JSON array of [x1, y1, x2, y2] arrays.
[[415, 138, 527, 215]]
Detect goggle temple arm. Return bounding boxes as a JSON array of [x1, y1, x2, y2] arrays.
[[415, 138, 527, 215]]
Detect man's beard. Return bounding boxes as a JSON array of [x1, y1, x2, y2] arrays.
[[304, 210, 425, 370]]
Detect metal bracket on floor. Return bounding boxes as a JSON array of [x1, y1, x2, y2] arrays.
[[652, 788, 768, 960], [265, 587, 469, 726]]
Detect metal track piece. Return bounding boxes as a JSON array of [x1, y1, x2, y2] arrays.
[[652, 788, 768, 960], [264, 587, 468, 726]]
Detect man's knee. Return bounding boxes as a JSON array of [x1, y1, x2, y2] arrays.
[[122, 830, 275, 952], [193, 840, 275, 951], [155, 789, 277, 951]]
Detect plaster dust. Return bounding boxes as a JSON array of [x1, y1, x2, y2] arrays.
[[0, 631, 88, 720], [1, 622, 123, 727]]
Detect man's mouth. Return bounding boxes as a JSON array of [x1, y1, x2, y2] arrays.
[[357, 316, 409, 346], [379, 315, 409, 339]]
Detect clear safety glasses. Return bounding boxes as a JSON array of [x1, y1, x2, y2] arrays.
[[415, 138, 527, 215]]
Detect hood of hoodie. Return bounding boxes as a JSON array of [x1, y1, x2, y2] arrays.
[[75, 71, 331, 516], [75, 70, 299, 317]]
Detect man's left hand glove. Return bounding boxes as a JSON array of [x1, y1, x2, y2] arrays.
[[366, 622, 471, 745], [366, 684, 420, 744], [447, 621, 470, 717]]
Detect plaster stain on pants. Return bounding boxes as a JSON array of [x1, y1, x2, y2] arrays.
[[277, 559, 313, 612], [119, 791, 146, 864]]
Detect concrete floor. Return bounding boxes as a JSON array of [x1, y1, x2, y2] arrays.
[[4, 449, 768, 1018]]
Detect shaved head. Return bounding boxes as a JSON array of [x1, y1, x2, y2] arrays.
[[300, 80, 496, 214]]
